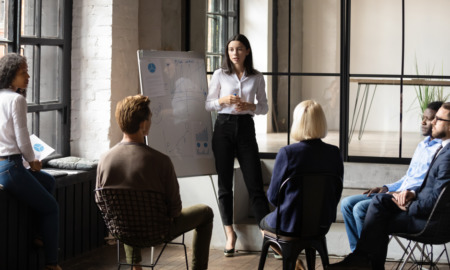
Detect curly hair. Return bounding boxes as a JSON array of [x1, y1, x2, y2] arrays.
[[115, 95, 151, 134], [0, 53, 27, 89]]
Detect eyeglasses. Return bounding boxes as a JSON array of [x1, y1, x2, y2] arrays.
[[435, 116, 450, 122]]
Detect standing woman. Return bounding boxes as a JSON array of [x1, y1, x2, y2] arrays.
[[0, 53, 61, 270], [205, 34, 270, 256]]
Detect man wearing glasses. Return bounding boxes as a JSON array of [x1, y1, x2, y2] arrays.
[[340, 101, 443, 252], [329, 102, 450, 269]]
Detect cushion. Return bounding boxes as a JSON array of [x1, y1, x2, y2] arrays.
[[47, 156, 98, 170]]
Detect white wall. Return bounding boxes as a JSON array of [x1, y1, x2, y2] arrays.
[[71, 0, 113, 159]]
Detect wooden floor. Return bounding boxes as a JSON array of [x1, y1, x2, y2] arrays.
[[59, 242, 450, 270]]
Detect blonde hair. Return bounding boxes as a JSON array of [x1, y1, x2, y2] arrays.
[[290, 100, 327, 141]]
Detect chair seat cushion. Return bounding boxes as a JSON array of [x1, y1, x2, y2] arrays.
[[47, 156, 98, 170]]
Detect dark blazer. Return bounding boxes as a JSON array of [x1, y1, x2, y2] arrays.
[[409, 143, 450, 218], [265, 139, 344, 234]]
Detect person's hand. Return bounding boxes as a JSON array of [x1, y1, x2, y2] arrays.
[[29, 160, 42, 172], [235, 101, 256, 112], [363, 186, 388, 196], [392, 190, 415, 211], [219, 94, 241, 106], [392, 190, 415, 206]]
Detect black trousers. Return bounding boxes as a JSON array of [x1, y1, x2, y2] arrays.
[[212, 114, 270, 226], [356, 194, 426, 270]]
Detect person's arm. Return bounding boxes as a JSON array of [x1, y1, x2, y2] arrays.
[[253, 74, 268, 115], [267, 148, 289, 206], [12, 95, 35, 162], [163, 157, 182, 218], [408, 155, 450, 216]]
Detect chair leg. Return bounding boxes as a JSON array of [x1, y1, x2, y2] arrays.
[[305, 248, 316, 270], [258, 240, 273, 270]]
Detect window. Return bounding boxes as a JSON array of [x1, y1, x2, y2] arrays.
[[0, 0, 72, 157], [210, 0, 450, 163], [206, 0, 239, 73]]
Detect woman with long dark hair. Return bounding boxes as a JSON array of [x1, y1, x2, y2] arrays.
[[205, 34, 270, 256], [0, 53, 61, 270]]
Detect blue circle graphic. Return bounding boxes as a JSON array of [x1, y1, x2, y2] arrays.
[[148, 63, 156, 73], [34, 143, 44, 152]]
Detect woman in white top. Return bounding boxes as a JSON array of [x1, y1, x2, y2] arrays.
[[205, 34, 270, 256], [0, 53, 61, 270]]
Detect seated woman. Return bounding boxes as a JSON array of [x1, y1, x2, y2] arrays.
[[260, 100, 344, 267], [0, 53, 61, 270]]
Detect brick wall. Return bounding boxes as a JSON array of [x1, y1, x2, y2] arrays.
[[71, 0, 140, 159]]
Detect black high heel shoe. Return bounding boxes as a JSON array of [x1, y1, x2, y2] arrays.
[[224, 232, 237, 257]]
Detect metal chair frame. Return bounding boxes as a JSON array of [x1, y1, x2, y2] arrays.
[[258, 172, 343, 270], [391, 184, 450, 270], [95, 188, 189, 270]]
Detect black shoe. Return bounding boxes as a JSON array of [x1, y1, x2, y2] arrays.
[[327, 253, 372, 270], [224, 232, 237, 257], [224, 248, 235, 257]]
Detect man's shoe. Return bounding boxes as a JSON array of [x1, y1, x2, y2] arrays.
[[327, 253, 371, 270]]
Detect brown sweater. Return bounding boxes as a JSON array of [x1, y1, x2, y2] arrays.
[[96, 142, 182, 218]]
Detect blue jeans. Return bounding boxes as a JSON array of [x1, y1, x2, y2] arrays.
[[0, 156, 59, 265], [340, 194, 374, 251]]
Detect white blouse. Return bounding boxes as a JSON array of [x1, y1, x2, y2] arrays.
[[0, 90, 35, 162], [205, 68, 268, 115]]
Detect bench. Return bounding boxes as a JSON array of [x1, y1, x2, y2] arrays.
[[0, 166, 106, 270]]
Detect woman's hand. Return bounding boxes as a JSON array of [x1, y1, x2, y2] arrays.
[[29, 160, 42, 172], [235, 102, 256, 112], [219, 95, 241, 106]]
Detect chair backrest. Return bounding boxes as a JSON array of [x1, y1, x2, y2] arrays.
[[276, 172, 343, 238], [406, 183, 450, 244], [95, 188, 171, 248]]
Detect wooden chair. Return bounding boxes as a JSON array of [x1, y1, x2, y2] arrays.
[[95, 188, 188, 270], [258, 173, 343, 270], [391, 183, 450, 270]]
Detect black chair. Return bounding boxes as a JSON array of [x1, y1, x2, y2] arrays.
[[95, 188, 188, 270], [258, 173, 343, 270], [392, 183, 450, 270]]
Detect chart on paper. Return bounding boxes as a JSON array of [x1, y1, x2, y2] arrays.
[[137, 50, 215, 177]]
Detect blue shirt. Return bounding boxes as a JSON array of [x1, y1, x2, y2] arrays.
[[385, 136, 442, 192]]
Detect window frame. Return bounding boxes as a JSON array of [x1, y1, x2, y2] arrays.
[[0, 0, 72, 157]]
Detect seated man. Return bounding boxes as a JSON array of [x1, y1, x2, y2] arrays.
[[329, 102, 450, 269], [96, 95, 214, 270], [341, 101, 443, 251]]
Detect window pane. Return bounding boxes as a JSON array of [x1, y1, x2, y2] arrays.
[[207, 0, 224, 13], [0, 0, 7, 39], [0, 44, 7, 57], [27, 112, 34, 135], [42, 0, 60, 37], [402, 83, 450, 157], [350, 0, 402, 75], [348, 79, 401, 157], [258, 75, 289, 153], [22, 0, 36, 36], [39, 110, 59, 152], [207, 15, 224, 54], [21, 45, 35, 103], [40, 46, 61, 102], [291, 0, 340, 73], [404, 0, 450, 77], [289, 76, 340, 147], [206, 55, 222, 72]]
